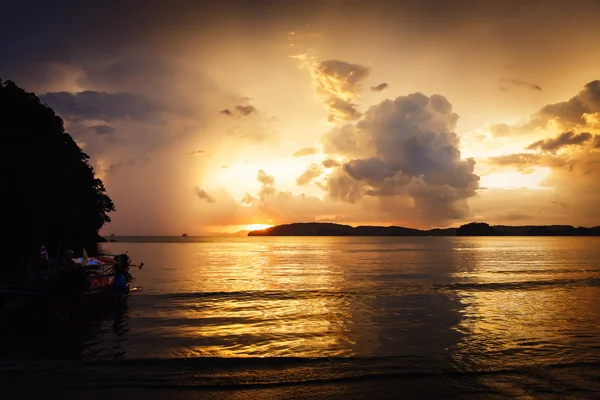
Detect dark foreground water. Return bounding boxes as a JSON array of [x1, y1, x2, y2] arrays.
[[2, 236, 600, 399]]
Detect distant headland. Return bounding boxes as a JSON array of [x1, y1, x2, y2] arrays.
[[247, 222, 600, 237]]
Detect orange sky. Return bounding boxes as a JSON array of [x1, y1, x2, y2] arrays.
[[3, 0, 600, 234]]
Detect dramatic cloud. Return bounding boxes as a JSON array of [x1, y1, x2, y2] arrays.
[[322, 92, 480, 225], [293, 147, 319, 157], [500, 78, 542, 91], [527, 131, 593, 153], [312, 60, 370, 122], [526, 80, 600, 131], [486, 80, 600, 137], [371, 83, 389, 92], [195, 187, 216, 203], [4, 0, 600, 233], [296, 163, 323, 186]]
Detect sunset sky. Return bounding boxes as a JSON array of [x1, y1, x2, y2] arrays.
[[3, 0, 600, 235]]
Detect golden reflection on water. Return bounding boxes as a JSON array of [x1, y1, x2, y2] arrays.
[[449, 237, 600, 370], [127, 238, 357, 357], [101, 237, 600, 362]]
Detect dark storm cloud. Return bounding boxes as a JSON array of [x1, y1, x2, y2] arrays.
[[195, 187, 216, 203], [90, 124, 115, 135], [0, 1, 322, 91], [527, 131, 593, 153], [220, 109, 232, 115], [40, 91, 158, 122], [500, 78, 542, 91], [1, 0, 595, 93], [371, 83, 389, 92]]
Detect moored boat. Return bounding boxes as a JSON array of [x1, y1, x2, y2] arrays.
[[0, 252, 142, 322]]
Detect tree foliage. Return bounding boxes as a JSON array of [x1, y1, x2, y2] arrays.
[[0, 79, 115, 272]]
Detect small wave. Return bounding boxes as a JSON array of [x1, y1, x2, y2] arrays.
[[2, 356, 600, 391], [438, 277, 600, 292], [151, 289, 370, 301]]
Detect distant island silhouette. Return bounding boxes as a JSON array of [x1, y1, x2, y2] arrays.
[[247, 222, 600, 237]]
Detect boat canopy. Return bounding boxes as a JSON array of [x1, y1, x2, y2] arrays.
[[71, 256, 119, 266]]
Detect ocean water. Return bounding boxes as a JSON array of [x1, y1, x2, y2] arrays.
[[2, 236, 600, 399]]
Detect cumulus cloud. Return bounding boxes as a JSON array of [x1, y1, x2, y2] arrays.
[[293, 147, 319, 157], [526, 131, 593, 153], [296, 163, 323, 186], [371, 83, 389, 92], [500, 78, 542, 91], [322, 92, 480, 225], [195, 187, 216, 203], [312, 60, 370, 122]]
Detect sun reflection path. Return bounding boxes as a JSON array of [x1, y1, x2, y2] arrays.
[[448, 237, 600, 372]]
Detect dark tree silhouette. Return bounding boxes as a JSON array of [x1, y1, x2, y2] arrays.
[[0, 79, 115, 277], [456, 222, 502, 236]]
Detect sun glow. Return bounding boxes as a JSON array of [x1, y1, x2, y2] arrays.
[[479, 167, 552, 190], [243, 223, 273, 231]]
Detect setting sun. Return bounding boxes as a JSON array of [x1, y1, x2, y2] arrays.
[[242, 224, 273, 231]]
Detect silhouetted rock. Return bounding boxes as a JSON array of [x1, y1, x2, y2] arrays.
[[182, 233, 188, 237], [0, 79, 115, 275]]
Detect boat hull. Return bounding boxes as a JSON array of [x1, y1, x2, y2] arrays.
[[0, 275, 133, 322]]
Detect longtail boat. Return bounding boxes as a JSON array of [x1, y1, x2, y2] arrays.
[[0, 253, 142, 321]]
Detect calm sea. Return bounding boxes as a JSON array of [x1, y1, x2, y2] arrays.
[[2, 236, 600, 399]]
